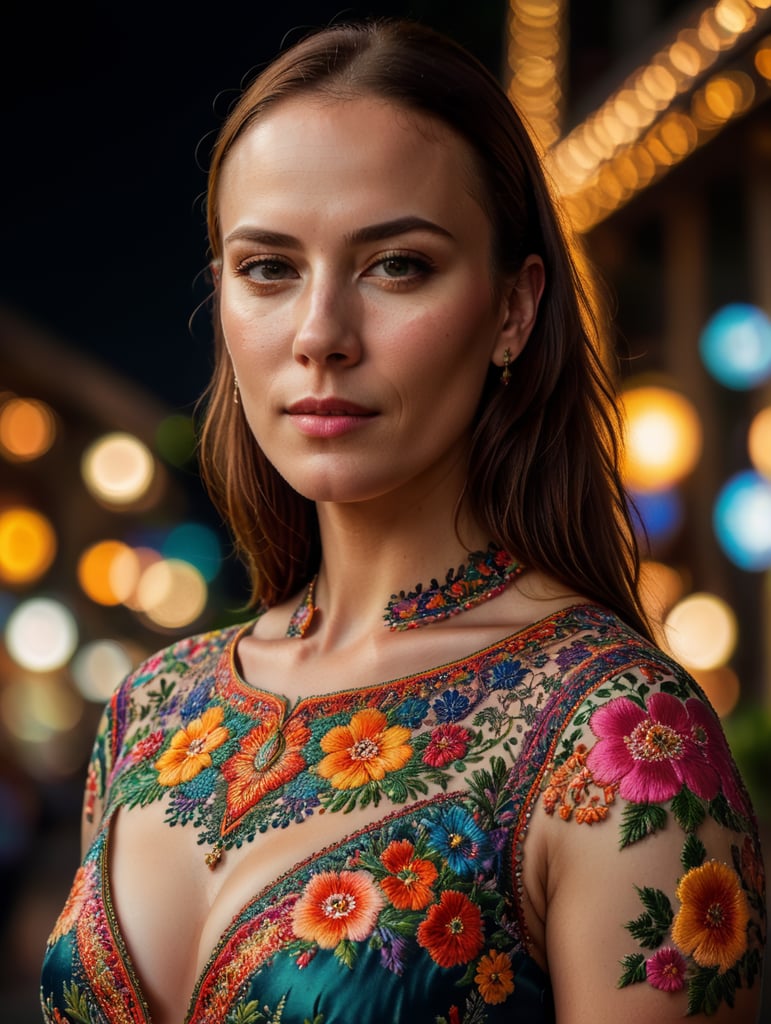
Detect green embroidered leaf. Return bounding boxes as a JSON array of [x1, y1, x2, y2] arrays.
[[229, 1000, 264, 1024], [681, 832, 707, 872], [334, 938, 357, 969], [62, 981, 92, 1024], [303, 1016, 325, 1024], [671, 786, 706, 833], [617, 953, 646, 987], [709, 793, 746, 832], [619, 802, 667, 848], [626, 887, 673, 947], [687, 966, 723, 1016]]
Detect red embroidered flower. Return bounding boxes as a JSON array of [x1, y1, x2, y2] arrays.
[[131, 728, 165, 763], [292, 870, 385, 948], [416, 889, 484, 967], [423, 724, 471, 768], [380, 839, 438, 910], [587, 692, 720, 803], [646, 947, 687, 992], [221, 716, 310, 828]]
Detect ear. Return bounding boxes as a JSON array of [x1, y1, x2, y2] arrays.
[[492, 255, 545, 367]]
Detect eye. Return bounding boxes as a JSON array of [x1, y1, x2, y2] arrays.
[[236, 256, 299, 282], [365, 253, 434, 281]]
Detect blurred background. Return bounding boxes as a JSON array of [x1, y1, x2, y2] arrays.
[[2, 0, 770, 1019]]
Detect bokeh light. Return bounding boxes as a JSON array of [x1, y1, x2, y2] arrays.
[[0, 396, 57, 461], [690, 665, 741, 718], [70, 640, 135, 702], [714, 469, 771, 570], [5, 598, 78, 672], [621, 385, 703, 491], [136, 559, 208, 630], [629, 487, 685, 548], [699, 303, 771, 389], [748, 405, 771, 478], [77, 540, 138, 606], [0, 507, 57, 585], [664, 591, 738, 670], [161, 522, 222, 582], [81, 432, 156, 507], [0, 674, 84, 745]]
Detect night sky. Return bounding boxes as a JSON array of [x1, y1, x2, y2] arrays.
[[1, 2, 508, 413]]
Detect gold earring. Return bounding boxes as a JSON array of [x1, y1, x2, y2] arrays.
[[501, 348, 511, 386], [232, 376, 239, 405]]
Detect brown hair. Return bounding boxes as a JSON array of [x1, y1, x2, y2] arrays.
[[198, 18, 653, 640]]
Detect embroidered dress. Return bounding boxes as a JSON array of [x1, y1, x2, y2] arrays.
[[40, 605, 766, 1023]]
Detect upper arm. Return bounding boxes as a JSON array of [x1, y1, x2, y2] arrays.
[[538, 671, 766, 1023]]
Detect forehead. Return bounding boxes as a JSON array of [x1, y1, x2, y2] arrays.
[[216, 94, 488, 232]]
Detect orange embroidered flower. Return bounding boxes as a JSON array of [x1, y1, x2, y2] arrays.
[[380, 839, 438, 910], [541, 744, 617, 823], [317, 708, 412, 790], [155, 706, 229, 786], [292, 870, 385, 948], [221, 716, 310, 828], [671, 860, 750, 973], [416, 889, 484, 967], [47, 862, 97, 945], [475, 949, 515, 1004]]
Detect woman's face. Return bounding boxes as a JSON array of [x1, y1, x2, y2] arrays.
[[216, 94, 537, 510]]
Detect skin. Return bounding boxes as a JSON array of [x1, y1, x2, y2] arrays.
[[90, 94, 761, 1024]]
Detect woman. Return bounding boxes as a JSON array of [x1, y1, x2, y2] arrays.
[[41, 19, 766, 1024]]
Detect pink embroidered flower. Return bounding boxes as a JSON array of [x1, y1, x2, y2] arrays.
[[423, 724, 471, 768], [131, 728, 165, 763], [587, 692, 720, 802], [685, 698, 749, 815], [646, 947, 687, 992]]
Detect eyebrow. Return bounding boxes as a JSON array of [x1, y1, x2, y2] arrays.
[[223, 216, 454, 249]]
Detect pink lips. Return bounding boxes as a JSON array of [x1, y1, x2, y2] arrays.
[[286, 397, 376, 438]]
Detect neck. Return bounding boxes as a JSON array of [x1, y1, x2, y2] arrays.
[[308, 497, 492, 648]]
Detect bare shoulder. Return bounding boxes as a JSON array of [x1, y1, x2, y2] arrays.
[[527, 653, 766, 1022]]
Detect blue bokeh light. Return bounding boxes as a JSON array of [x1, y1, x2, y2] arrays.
[[713, 470, 771, 571], [629, 487, 684, 549], [699, 303, 771, 390], [161, 522, 223, 582]]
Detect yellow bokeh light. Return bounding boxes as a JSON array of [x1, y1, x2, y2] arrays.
[[0, 397, 56, 462], [714, 0, 756, 33], [689, 665, 741, 718], [136, 559, 208, 630], [77, 540, 138, 605], [756, 38, 771, 79], [663, 592, 738, 670], [81, 432, 156, 507], [0, 674, 84, 744], [71, 640, 134, 702], [0, 507, 57, 584], [748, 405, 771, 478], [621, 386, 703, 491]]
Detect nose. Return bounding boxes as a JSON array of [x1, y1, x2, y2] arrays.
[[292, 275, 362, 368]]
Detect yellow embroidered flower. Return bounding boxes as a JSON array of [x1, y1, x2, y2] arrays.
[[671, 860, 750, 973], [155, 706, 229, 786], [317, 708, 412, 790], [475, 948, 515, 1004]]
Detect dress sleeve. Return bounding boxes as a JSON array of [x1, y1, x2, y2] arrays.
[[537, 663, 766, 1023]]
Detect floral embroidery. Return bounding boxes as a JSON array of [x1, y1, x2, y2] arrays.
[[645, 947, 687, 992], [587, 692, 720, 802], [221, 716, 310, 827], [41, 608, 766, 1024], [671, 861, 750, 973], [423, 723, 471, 767], [155, 705, 229, 786], [379, 839, 438, 910], [541, 743, 617, 823], [46, 862, 97, 945], [317, 708, 413, 789], [475, 949, 515, 1004], [416, 890, 485, 967], [292, 870, 385, 949]]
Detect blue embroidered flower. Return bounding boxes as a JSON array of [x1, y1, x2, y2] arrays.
[[394, 697, 430, 728], [485, 659, 529, 691], [432, 690, 470, 724], [424, 805, 492, 877], [181, 678, 215, 719], [378, 927, 408, 975]]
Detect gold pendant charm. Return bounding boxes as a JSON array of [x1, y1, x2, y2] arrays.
[[205, 844, 223, 870]]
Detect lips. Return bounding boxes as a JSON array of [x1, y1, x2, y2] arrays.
[[287, 397, 375, 416]]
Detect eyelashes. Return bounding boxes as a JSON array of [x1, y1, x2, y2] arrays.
[[233, 250, 436, 288]]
